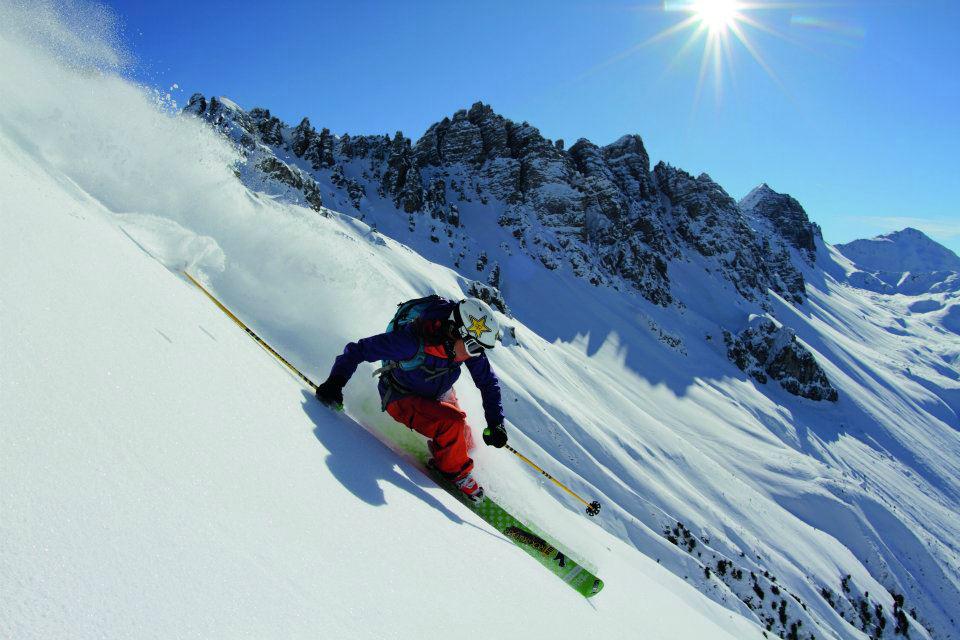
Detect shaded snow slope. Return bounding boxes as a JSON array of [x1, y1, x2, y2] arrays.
[[3, 3, 959, 640]]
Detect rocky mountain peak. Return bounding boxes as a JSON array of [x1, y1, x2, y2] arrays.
[[180, 94, 846, 400], [894, 227, 927, 238], [740, 182, 776, 206], [740, 183, 821, 261]]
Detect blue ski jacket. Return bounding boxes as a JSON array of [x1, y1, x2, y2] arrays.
[[330, 321, 505, 428]]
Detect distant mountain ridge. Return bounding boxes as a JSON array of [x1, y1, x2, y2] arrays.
[[836, 228, 960, 296], [836, 227, 960, 274]]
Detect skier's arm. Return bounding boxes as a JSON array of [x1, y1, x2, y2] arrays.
[[329, 327, 420, 383], [465, 353, 505, 428]]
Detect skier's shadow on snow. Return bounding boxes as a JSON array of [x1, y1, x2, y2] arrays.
[[301, 391, 498, 539]]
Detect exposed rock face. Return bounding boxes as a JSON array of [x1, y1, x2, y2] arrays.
[[414, 108, 486, 166], [184, 94, 324, 213], [465, 279, 508, 315], [257, 158, 323, 212], [740, 184, 822, 262], [248, 108, 284, 147], [569, 138, 672, 304], [724, 316, 838, 402], [183, 96, 816, 311], [330, 165, 365, 211], [654, 165, 809, 305]]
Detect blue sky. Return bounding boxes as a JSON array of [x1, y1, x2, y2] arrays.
[[105, 0, 959, 254]]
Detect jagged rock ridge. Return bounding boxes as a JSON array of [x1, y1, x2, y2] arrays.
[[184, 95, 822, 312]]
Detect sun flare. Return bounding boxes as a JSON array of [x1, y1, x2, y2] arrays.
[[691, 0, 743, 34], [657, 0, 785, 103], [581, 1, 855, 107]]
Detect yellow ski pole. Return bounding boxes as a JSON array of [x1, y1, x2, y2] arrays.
[[182, 272, 318, 390], [500, 442, 601, 517]]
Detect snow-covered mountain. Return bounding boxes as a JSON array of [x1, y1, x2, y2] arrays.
[[837, 228, 960, 275], [3, 4, 959, 640], [1, 114, 757, 640], [834, 228, 960, 297], [828, 229, 960, 406]]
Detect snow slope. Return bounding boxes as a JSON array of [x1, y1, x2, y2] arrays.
[[3, 3, 959, 640]]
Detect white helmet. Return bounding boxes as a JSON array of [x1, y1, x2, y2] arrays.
[[451, 298, 501, 356]]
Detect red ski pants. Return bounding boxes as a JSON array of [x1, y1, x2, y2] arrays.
[[386, 392, 474, 479]]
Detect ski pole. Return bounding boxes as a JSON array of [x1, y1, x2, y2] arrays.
[[501, 442, 601, 517], [182, 272, 318, 390]]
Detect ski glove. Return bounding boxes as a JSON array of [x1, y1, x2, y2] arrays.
[[315, 374, 347, 409], [482, 422, 508, 448]]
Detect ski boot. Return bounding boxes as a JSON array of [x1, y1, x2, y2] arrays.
[[427, 459, 485, 504], [454, 472, 485, 504]]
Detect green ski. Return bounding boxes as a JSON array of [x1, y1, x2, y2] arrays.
[[424, 461, 605, 598]]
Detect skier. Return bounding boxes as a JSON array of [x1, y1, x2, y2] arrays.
[[314, 296, 508, 502]]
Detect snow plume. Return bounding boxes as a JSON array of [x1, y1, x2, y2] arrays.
[[0, 1, 348, 310], [0, 0, 129, 71], [0, 0, 237, 241]]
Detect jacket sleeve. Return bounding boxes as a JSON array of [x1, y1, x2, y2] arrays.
[[465, 353, 505, 427], [329, 327, 420, 382]]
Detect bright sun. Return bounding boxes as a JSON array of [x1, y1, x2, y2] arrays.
[[691, 0, 743, 33], [655, 0, 781, 103], [586, 1, 856, 106]]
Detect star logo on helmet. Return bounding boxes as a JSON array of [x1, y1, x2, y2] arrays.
[[466, 314, 491, 340]]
